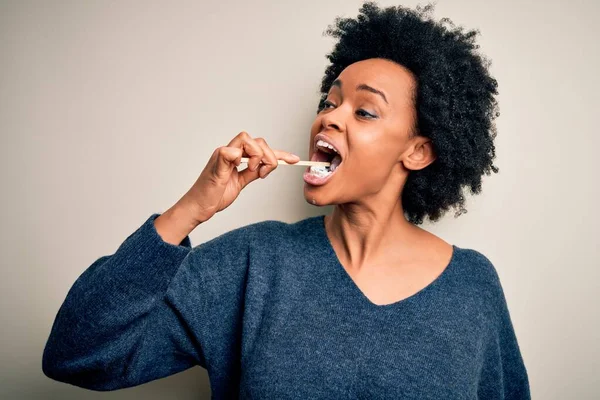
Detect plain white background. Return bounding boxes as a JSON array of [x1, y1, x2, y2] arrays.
[[1, 0, 598, 398]]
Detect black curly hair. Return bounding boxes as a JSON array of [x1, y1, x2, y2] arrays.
[[317, 1, 500, 225]]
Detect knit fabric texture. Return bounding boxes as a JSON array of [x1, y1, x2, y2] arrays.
[[43, 213, 530, 399]]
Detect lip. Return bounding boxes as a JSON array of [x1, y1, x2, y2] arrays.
[[313, 132, 343, 159], [303, 164, 340, 186], [303, 142, 343, 187]]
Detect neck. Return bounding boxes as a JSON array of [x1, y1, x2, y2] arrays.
[[324, 192, 418, 271]]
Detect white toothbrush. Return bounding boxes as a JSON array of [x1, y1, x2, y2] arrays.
[[239, 157, 331, 167]]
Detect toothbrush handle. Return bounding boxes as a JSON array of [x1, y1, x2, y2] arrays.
[[239, 157, 330, 167]]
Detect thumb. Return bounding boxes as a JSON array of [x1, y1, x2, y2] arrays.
[[214, 147, 243, 180]]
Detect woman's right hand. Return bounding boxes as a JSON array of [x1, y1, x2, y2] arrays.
[[182, 131, 300, 224]]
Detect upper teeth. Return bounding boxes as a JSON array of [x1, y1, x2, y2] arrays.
[[316, 139, 339, 154]]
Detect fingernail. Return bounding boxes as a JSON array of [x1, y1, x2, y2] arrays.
[[292, 154, 300, 160]]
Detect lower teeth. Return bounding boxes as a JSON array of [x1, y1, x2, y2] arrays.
[[309, 166, 333, 177], [309, 155, 341, 178]]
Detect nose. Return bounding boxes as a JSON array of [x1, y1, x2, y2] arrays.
[[320, 107, 344, 132]]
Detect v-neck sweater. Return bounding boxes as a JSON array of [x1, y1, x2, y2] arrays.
[[42, 212, 530, 399]]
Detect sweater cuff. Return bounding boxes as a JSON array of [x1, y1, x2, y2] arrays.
[[145, 213, 192, 249]]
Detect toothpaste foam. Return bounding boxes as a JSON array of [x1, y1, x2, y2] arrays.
[[309, 166, 332, 178]]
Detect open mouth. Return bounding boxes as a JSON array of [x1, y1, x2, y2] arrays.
[[304, 139, 343, 186]]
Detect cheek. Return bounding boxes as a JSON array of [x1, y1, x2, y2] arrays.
[[309, 119, 321, 145], [352, 136, 395, 165], [346, 138, 399, 186], [310, 119, 321, 136]]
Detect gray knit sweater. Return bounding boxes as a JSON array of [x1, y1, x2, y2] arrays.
[[42, 213, 530, 399]]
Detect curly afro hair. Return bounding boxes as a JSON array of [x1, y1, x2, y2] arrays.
[[317, 1, 500, 225]]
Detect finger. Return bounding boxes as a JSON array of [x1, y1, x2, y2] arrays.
[[273, 150, 301, 164], [237, 164, 261, 190], [214, 146, 243, 180], [236, 148, 302, 188], [254, 138, 278, 179], [228, 131, 264, 172]]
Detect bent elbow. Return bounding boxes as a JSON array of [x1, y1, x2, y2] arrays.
[[41, 342, 124, 391]]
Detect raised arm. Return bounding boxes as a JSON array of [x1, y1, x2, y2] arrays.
[[43, 131, 299, 392], [42, 212, 205, 390]]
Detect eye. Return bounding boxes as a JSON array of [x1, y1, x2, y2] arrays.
[[357, 109, 377, 119], [320, 100, 378, 120]]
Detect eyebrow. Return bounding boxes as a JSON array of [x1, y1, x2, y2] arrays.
[[331, 79, 389, 104]]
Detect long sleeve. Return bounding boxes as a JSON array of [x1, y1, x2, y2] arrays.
[[42, 213, 203, 391], [477, 277, 531, 399]]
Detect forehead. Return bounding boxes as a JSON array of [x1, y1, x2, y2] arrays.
[[334, 58, 416, 104]]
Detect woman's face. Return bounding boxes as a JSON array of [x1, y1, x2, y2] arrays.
[[303, 57, 432, 206]]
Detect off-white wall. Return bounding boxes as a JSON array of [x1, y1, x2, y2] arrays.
[[1, 0, 598, 398]]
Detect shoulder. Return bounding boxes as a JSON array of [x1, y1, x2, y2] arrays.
[[245, 215, 320, 234], [243, 215, 321, 248], [456, 247, 499, 277], [452, 246, 505, 299], [192, 215, 320, 253], [449, 246, 515, 328]]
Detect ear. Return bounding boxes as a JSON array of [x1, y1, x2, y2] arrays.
[[400, 138, 437, 171]]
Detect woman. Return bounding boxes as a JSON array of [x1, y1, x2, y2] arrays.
[[43, 2, 530, 399]]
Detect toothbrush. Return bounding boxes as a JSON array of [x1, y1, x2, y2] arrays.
[[239, 157, 331, 167]]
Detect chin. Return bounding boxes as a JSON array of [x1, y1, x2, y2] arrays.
[[303, 186, 330, 206]]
